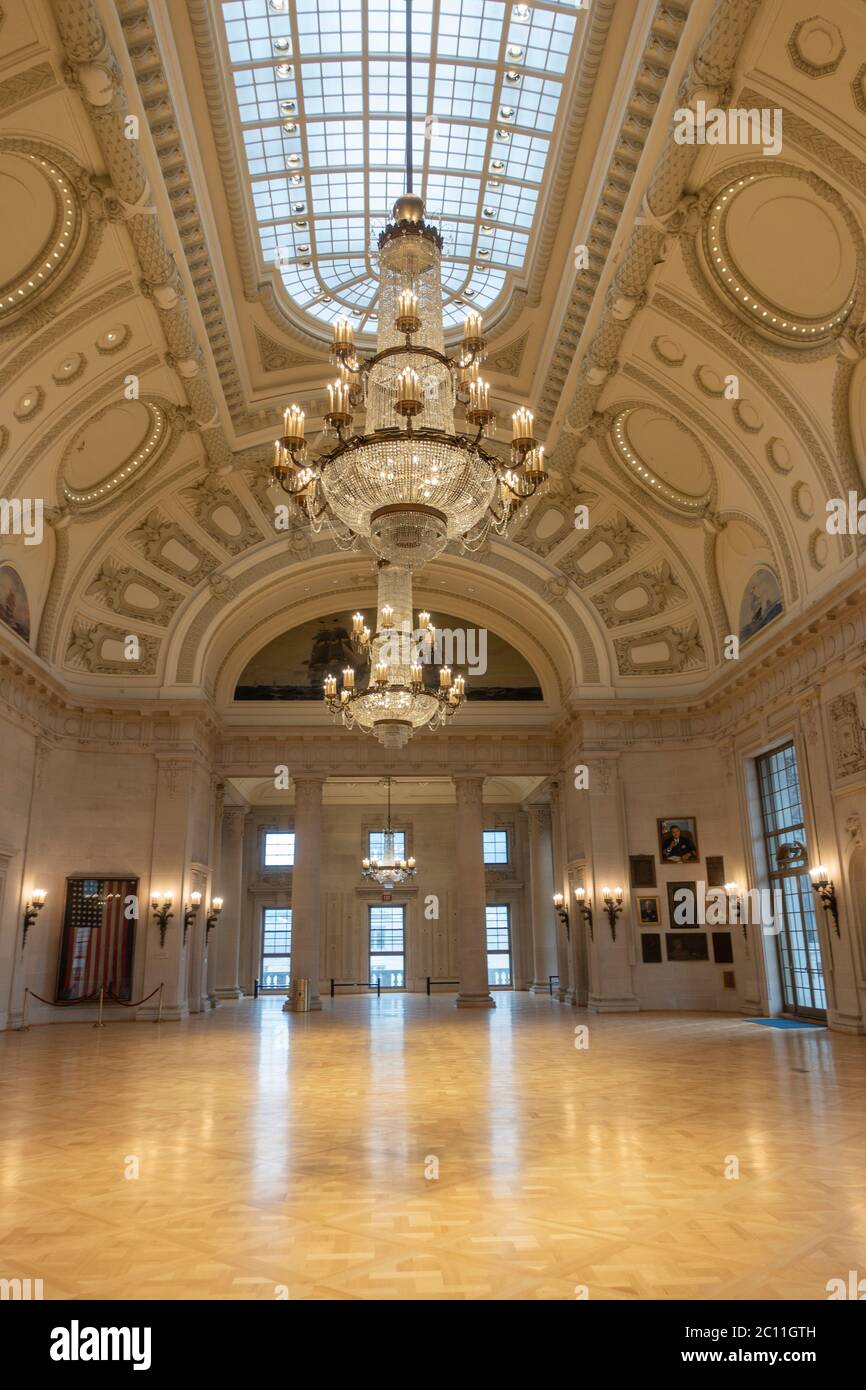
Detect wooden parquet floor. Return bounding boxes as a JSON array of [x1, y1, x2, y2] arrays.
[[1, 994, 864, 1300]]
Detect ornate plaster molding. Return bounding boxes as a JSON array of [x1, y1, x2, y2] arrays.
[[536, 0, 693, 433], [555, 0, 765, 438]]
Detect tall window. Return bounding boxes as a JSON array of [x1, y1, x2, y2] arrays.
[[261, 907, 292, 989], [486, 904, 512, 987], [263, 831, 295, 867], [756, 743, 826, 1016], [483, 829, 509, 865], [369, 904, 405, 988], [368, 829, 406, 861]]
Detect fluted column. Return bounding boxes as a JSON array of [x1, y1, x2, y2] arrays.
[[528, 804, 558, 993], [453, 774, 495, 1009], [215, 806, 248, 999], [290, 774, 325, 1010]]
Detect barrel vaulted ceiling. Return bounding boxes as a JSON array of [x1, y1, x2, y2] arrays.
[[1, 0, 865, 725]]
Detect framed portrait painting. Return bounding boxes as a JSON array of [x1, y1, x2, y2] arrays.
[[658, 816, 700, 864], [636, 895, 661, 926]]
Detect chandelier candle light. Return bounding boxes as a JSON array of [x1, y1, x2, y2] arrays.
[[324, 562, 466, 748], [362, 777, 417, 888], [268, 0, 548, 567]]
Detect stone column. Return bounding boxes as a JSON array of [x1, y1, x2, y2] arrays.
[[528, 804, 558, 994], [215, 806, 248, 999], [452, 774, 495, 1008], [205, 782, 224, 1007], [549, 778, 571, 1002], [138, 757, 197, 1021], [290, 774, 325, 1010], [583, 756, 638, 1012]]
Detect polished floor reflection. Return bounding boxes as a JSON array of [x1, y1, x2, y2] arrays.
[[1, 994, 864, 1300]]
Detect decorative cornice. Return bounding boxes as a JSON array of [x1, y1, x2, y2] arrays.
[[554, 0, 764, 438], [48, 0, 229, 449], [536, 0, 693, 433], [524, 0, 619, 309], [183, 0, 325, 356]]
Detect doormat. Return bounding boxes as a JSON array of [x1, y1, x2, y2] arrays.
[[747, 1017, 826, 1029]]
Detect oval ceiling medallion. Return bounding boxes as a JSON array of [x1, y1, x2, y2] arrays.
[[609, 406, 713, 514], [0, 152, 81, 324], [652, 336, 686, 366], [792, 482, 815, 520], [95, 323, 131, 354], [703, 173, 857, 344], [61, 400, 168, 509], [52, 351, 87, 385], [694, 364, 725, 396], [809, 529, 829, 570], [766, 437, 793, 473], [13, 385, 44, 421], [734, 399, 763, 433]]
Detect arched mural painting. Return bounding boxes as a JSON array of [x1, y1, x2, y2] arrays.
[[0, 566, 29, 643], [739, 568, 783, 644]]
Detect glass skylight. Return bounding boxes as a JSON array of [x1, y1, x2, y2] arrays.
[[220, 0, 584, 335]]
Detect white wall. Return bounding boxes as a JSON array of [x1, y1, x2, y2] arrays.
[[239, 802, 530, 997]]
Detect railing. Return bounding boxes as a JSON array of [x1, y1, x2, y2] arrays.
[[549, 974, 560, 995], [329, 978, 381, 997], [426, 976, 460, 994]]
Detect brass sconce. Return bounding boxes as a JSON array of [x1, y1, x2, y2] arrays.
[[183, 891, 201, 946], [151, 891, 174, 948], [205, 897, 224, 940], [552, 892, 570, 940], [602, 885, 623, 940], [573, 886, 593, 940], [810, 866, 840, 937], [22, 889, 47, 948]]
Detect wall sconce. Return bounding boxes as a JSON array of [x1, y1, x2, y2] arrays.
[[183, 890, 201, 946], [573, 886, 593, 940], [151, 891, 174, 948], [552, 892, 570, 940], [22, 889, 47, 948], [724, 881, 746, 941], [205, 898, 224, 940], [602, 886, 623, 940], [810, 866, 840, 936]]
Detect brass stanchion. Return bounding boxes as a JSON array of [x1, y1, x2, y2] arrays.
[[14, 988, 30, 1032], [156, 982, 164, 1023], [93, 986, 106, 1028]]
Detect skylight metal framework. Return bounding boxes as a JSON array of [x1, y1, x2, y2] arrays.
[[219, 0, 584, 337]]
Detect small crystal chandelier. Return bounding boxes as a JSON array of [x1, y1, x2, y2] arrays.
[[269, 0, 547, 568], [361, 777, 417, 888], [323, 561, 465, 749]]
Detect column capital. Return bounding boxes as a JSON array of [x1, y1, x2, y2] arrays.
[[527, 802, 551, 830], [223, 805, 250, 835], [293, 773, 326, 809], [452, 772, 484, 805]]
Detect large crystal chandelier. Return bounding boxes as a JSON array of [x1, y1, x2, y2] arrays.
[[323, 560, 465, 750], [361, 777, 417, 887], [269, 4, 547, 568]]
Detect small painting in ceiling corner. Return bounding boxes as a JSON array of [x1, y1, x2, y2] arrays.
[[739, 568, 783, 644], [0, 566, 30, 643]]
